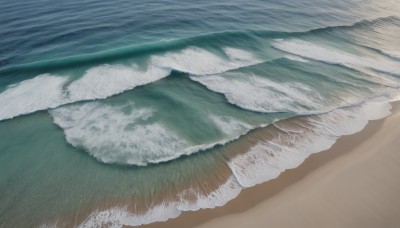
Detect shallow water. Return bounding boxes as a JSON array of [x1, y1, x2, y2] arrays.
[[0, 0, 400, 227]]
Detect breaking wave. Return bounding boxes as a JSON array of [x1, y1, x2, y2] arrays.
[[0, 46, 260, 121]]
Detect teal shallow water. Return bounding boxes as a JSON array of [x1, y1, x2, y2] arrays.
[[0, 0, 400, 227]]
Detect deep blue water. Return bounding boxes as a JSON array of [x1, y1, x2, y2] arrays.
[[0, 0, 399, 227]]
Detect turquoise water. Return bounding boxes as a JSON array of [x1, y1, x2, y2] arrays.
[[1, 0, 400, 227]]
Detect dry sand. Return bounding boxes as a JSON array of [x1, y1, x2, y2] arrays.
[[143, 102, 400, 228]]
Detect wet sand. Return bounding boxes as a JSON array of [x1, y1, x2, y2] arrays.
[[142, 101, 400, 228]]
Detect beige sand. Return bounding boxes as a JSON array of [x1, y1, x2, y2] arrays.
[[143, 102, 400, 228]]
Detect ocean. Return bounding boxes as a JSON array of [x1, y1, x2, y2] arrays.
[[0, 0, 399, 227]]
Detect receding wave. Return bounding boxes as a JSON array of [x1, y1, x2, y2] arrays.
[[51, 103, 190, 166], [71, 97, 393, 227], [50, 102, 255, 166], [225, 97, 392, 187], [77, 175, 242, 227]]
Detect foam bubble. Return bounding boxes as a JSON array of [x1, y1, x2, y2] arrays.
[[273, 39, 400, 76], [191, 73, 323, 113]]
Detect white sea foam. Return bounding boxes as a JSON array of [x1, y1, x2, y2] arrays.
[[381, 49, 400, 60], [191, 73, 323, 113], [223, 47, 261, 66], [348, 65, 400, 87], [68, 64, 170, 101], [284, 54, 309, 63], [77, 175, 242, 227], [39, 222, 59, 228], [50, 102, 193, 165], [78, 204, 181, 228], [392, 90, 400, 101], [181, 115, 255, 158], [176, 175, 242, 211], [0, 74, 68, 121], [209, 115, 253, 136], [227, 98, 392, 187], [273, 39, 400, 76], [152, 47, 261, 75]]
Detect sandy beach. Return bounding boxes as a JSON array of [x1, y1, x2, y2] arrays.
[[143, 101, 400, 228]]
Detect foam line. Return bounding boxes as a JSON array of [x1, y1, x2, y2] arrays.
[[227, 98, 392, 187], [77, 175, 242, 227]]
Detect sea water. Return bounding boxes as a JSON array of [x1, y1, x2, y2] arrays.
[[0, 0, 399, 227]]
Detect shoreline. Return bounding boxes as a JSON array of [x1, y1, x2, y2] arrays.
[[142, 101, 400, 228]]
